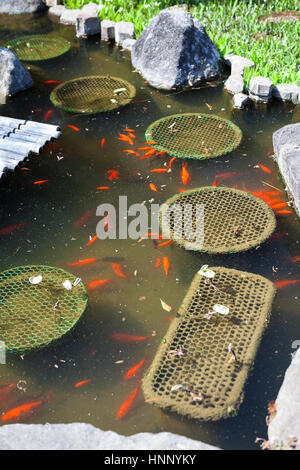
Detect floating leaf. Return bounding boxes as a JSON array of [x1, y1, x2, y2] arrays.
[[160, 299, 172, 312]]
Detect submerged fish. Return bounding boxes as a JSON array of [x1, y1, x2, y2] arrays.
[[149, 183, 158, 192], [163, 256, 170, 276], [117, 383, 141, 420], [43, 109, 53, 122], [67, 125, 80, 132], [67, 258, 97, 267], [181, 163, 190, 185], [74, 210, 93, 228], [156, 240, 172, 248], [110, 334, 148, 343], [1, 395, 50, 422], [33, 179, 49, 185], [112, 263, 128, 279], [275, 280, 300, 289], [0, 383, 16, 402], [85, 235, 98, 247], [258, 164, 272, 174], [125, 359, 145, 380], [75, 379, 91, 388], [105, 169, 120, 180], [43, 80, 62, 85], [0, 223, 27, 236], [87, 279, 111, 290], [101, 138, 106, 148]]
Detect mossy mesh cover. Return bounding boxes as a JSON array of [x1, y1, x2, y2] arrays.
[[145, 113, 242, 160], [5, 35, 71, 61], [160, 186, 276, 254], [50, 76, 136, 114], [0, 265, 88, 353], [143, 267, 276, 421]]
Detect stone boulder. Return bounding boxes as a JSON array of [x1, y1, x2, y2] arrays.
[[248, 76, 273, 103], [273, 122, 300, 216], [0, 0, 46, 14], [131, 8, 220, 90], [273, 84, 300, 104], [0, 47, 33, 96], [268, 346, 300, 446], [0, 423, 220, 450]]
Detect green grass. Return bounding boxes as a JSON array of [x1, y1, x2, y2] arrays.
[[63, 0, 300, 86]]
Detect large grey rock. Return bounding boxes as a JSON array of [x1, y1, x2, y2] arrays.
[[224, 53, 254, 77], [115, 21, 135, 45], [224, 75, 244, 94], [60, 8, 81, 25], [101, 20, 116, 41], [268, 347, 300, 445], [122, 38, 136, 52], [131, 8, 220, 90], [0, 423, 220, 450], [0, 47, 33, 97], [0, 0, 46, 14], [233, 92, 249, 109], [273, 122, 300, 216], [76, 11, 101, 38], [273, 84, 300, 104], [249, 76, 273, 103]]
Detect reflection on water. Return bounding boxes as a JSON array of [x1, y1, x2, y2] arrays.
[[0, 11, 299, 450]]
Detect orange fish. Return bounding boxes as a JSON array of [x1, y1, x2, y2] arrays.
[[258, 164, 272, 174], [33, 179, 49, 185], [112, 263, 127, 279], [123, 150, 140, 157], [110, 334, 148, 343], [179, 189, 186, 193], [125, 359, 145, 380], [276, 210, 293, 215], [156, 240, 173, 248], [168, 157, 176, 168], [141, 149, 157, 159], [85, 235, 98, 247], [75, 379, 91, 388], [181, 163, 190, 185], [212, 179, 219, 187], [96, 186, 110, 190], [144, 141, 157, 145], [123, 129, 135, 132], [43, 109, 53, 122], [101, 138, 106, 148], [74, 210, 93, 228], [137, 146, 155, 151], [271, 203, 288, 210], [289, 256, 300, 263], [155, 258, 161, 268], [118, 134, 134, 145], [67, 258, 97, 267], [275, 280, 300, 289], [117, 383, 141, 420], [150, 168, 169, 173], [0, 383, 16, 402], [87, 279, 111, 290], [43, 80, 62, 84], [163, 256, 170, 276], [105, 169, 120, 180], [149, 183, 158, 192], [67, 125, 80, 132], [1, 396, 49, 422], [0, 223, 27, 236], [215, 172, 243, 179]]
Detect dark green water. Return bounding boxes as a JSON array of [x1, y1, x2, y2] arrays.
[[0, 11, 300, 450]]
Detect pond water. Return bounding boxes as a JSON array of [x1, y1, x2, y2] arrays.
[[0, 11, 300, 450]]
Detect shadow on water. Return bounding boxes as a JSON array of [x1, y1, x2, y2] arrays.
[[0, 11, 299, 450]]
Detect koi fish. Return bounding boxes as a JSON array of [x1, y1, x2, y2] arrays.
[[67, 125, 80, 132], [181, 163, 190, 185], [276, 210, 293, 215], [0, 383, 16, 402], [123, 150, 140, 157], [74, 210, 93, 228], [43, 80, 62, 85], [258, 164, 272, 174], [75, 379, 91, 388], [155, 258, 161, 268], [43, 110, 53, 122], [87, 279, 111, 290], [163, 256, 170, 276], [168, 157, 176, 169], [156, 240, 173, 248], [117, 383, 141, 420], [101, 138, 106, 148], [137, 147, 155, 151], [67, 258, 97, 267], [96, 186, 110, 190], [85, 235, 98, 247], [144, 142, 157, 145], [112, 263, 127, 279], [1, 395, 50, 422], [275, 280, 300, 289], [212, 179, 219, 187], [271, 203, 288, 210], [215, 172, 243, 179], [123, 129, 135, 132], [118, 134, 134, 145], [140, 149, 157, 160], [33, 179, 49, 185], [150, 168, 169, 173], [179, 189, 186, 193], [149, 183, 158, 192], [125, 359, 145, 380], [110, 334, 148, 343], [0, 223, 27, 236], [105, 169, 120, 180]]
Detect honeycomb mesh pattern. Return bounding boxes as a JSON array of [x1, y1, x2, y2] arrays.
[[142, 267, 276, 421], [50, 76, 136, 114], [145, 113, 242, 160], [5, 35, 71, 61], [160, 186, 276, 253], [0, 265, 88, 353]]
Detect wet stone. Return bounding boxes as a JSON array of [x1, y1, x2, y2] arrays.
[[115, 21, 135, 46], [233, 93, 249, 109], [0, 47, 33, 97], [224, 53, 254, 76], [76, 11, 101, 38], [60, 8, 81, 25], [121, 39, 136, 52], [224, 75, 244, 94], [249, 76, 273, 102], [273, 84, 300, 104], [101, 20, 116, 41], [48, 5, 65, 18]]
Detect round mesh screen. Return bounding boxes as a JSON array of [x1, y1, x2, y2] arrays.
[[142, 267, 276, 421], [0, 265, 88, 353], [5, 35, 71, 61], [50, 76, 136, 114], [145, 113, 242, 160], [160, 186, 276, 254]]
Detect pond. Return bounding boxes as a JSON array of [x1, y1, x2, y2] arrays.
[[0, 11, 300, 450]]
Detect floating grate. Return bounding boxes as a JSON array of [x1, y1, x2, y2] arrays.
[[50, 76, 136, 114], [160, 186, 276, 254], [145, 113, 242, 160], [0, 265, 88, 353], [5, 35, 71, 61], [142, 267, 276, 421]]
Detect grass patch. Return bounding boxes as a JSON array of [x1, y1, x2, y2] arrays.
[[63, 0, 300, 86]]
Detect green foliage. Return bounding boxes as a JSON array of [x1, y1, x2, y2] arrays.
[[63, 0, 300, 85]]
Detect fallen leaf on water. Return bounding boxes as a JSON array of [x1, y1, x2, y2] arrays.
[[160, 299, 172, 312]]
